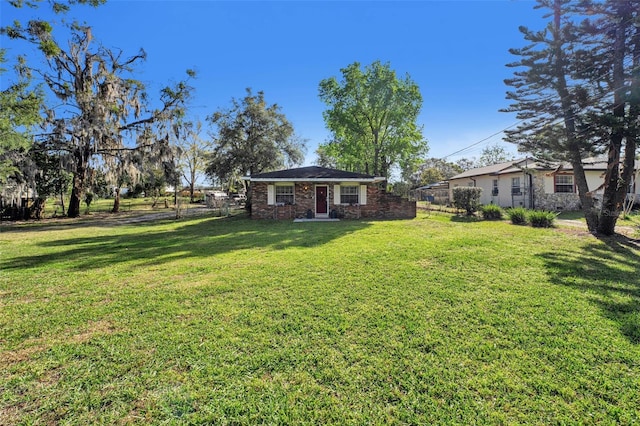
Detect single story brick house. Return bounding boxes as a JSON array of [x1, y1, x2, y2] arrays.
[[245, 166, 416, 220], [448, 158, 640, 211]]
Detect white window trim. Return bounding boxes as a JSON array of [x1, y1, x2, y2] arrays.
[[554, 174, 575, 194], [268, 182, 294, 205], [333, 183, 368, 205], [274, 182, 295, 205]]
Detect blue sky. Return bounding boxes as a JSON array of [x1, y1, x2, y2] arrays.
[[2, 0, 547, 167]]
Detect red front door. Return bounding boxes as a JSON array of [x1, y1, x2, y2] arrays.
[[316, 186, 328, 215]]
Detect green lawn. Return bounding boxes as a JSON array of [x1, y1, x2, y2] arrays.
[[42, 196, 198, 217], [1, 212, 639, 424]]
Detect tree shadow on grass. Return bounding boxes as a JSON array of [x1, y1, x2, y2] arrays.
[[538, 234, 640, 344], [1, 215, 371, 272], [0, 208, 223, 233]]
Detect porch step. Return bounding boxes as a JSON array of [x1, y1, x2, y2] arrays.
[[292, 218, 340, 222]]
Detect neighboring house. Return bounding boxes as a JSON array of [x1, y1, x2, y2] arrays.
[[245, 166, 416, 220], [448, 158, 640, 211]]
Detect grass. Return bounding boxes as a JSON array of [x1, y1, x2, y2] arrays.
[[42, 196, 198, 217], [1, 212, 640, 424]]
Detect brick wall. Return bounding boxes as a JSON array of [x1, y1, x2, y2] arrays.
[[250, 182, 416, 220]]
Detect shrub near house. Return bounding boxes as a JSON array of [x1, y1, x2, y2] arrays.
[[480, 204, 503, 220], [452, 187, 482, 215]]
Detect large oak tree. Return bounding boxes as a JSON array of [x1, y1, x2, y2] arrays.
[[8, 22, 193, 217], [318, 60, 428, 179]]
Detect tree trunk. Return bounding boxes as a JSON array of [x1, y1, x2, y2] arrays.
[[59, 191, 65, 216], [111, 187, 121, 213], [30, 197, 46, 220], [372, 131, 381, 177], [68, 148, 89, 218], [552, 0, 599, 232], [68, 175, 83, 218], [571, 153, 599, 232], [597, 2, 629, 236]]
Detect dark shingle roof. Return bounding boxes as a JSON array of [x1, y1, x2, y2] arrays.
[[248, 166, 380, 181]]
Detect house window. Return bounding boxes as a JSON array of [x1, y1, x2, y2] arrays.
[[275, 185, 294, 204], [340, 185, 359, 204], [554, 175, 574, 193], [492, 179, 499, 196], [511, 177, 521, 195]]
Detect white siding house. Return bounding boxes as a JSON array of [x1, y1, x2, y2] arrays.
[[448, 158, 640, 211]]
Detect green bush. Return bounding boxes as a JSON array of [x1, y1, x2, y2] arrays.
[[507, 207, 528, 225], [452, 187, 482, 215], [480, 204, 503, 220], [528, 210, 558, 228]]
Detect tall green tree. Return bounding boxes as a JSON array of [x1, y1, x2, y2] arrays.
[[318, 60, 428, 178], [205, 88, 305, 193], [7, 23, 194, 217], [578, 0, 640, 235], [504, 0, 597, 230], [503, 0, 640, 235]]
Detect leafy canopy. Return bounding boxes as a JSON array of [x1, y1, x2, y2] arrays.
[[318, 60, 428, 179], [206, 88, 305, 186]]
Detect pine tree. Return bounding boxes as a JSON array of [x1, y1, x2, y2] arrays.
[[503, 0, 640, 235]]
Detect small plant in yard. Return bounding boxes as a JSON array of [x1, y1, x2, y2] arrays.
[[480, 204, 503, 220], [507, 207, 528, 225], [528, 210, 558, 228]]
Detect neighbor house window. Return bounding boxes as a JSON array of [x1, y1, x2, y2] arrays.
[[511, 177, 521, 195], [554, 175, 574, 193], [340, 185, 359, 204], [275, 185, 294, 204], [492, 179, 499, 196]]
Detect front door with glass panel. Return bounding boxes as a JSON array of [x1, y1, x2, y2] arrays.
[[315, 186, 328, 216]]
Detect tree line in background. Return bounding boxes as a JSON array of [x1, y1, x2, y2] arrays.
[[408, 144, 515, 189]]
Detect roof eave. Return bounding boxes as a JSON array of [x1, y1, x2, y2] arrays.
[[245, 177, 386, 183]]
